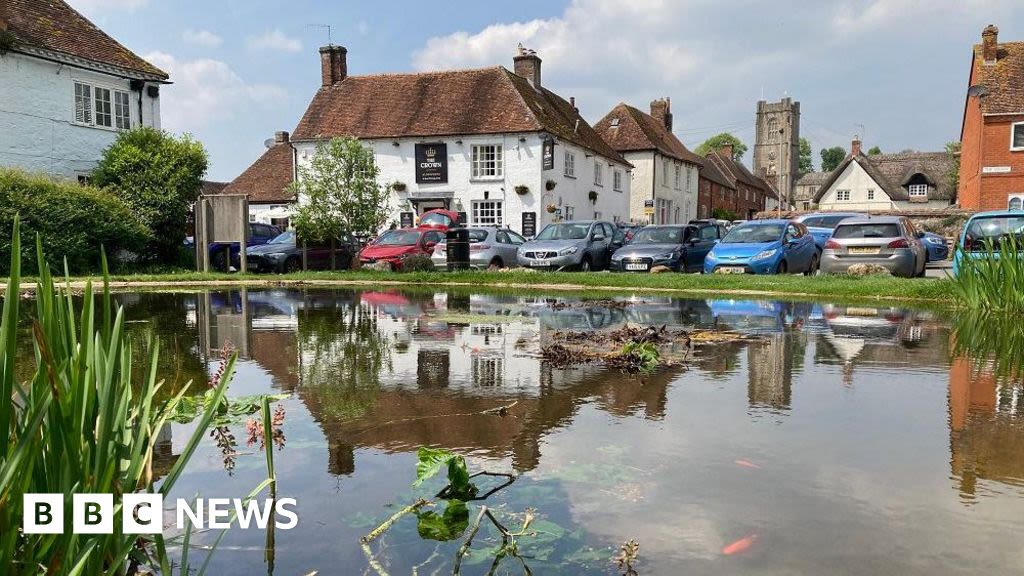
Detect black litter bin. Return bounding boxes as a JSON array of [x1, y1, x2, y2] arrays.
[[446, 227, 470, 271]]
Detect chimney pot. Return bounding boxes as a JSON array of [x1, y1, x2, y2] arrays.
[[982, 24, 999, 63], [274, 131, 290, 145], [513, 49, 542, 88], [851, 137, 862, 156], [650, 98, 673, 132], [319, 45, 348, 86]]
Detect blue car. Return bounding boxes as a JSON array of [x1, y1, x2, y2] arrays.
[[921, 232, 949, 262], [953, 210, 1024, 276], [704, 219, 818, 274]]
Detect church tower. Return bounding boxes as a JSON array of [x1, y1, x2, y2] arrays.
[[753, 98, 800, 208]]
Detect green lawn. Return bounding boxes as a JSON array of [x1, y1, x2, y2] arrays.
[[18, 269, 954, 303]]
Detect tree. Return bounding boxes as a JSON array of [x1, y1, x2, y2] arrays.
[[799, 137, 813, 173], [867, 146, 882, 155], [695, 133, 747, 161], [946, 141, 961, 192], [291, 137, 390, 245], [820, 147, 846, 172], [92, 127, 207, 264]]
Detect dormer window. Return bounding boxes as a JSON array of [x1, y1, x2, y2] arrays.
[[908, 184, 929, 197]]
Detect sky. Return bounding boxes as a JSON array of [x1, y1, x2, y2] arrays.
[[67, 0, 1024, 182]]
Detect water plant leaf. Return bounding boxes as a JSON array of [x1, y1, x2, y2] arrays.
[[167, 390, 288, 426], [414, 447, 457, 487], [416, 500, 469, 541]]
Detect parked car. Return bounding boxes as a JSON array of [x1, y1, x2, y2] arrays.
[[208, 222, 281, 271], [703, 219, 818, 274], [952, 210, 1024, 276], [417, 209, 462, 230], [517, 220, 623, 271], [610, 223, 721, 272], [239, 231, 360, 273], [358, 228, 446, 270], [820, 216, 927, 277], [617, 223, 645, 243], [793, 212, 865, 251], [430, 227, 526, 269], [921, 232, 950, 262]]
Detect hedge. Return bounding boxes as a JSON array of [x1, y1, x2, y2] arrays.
[[0, 168, 150, 274]]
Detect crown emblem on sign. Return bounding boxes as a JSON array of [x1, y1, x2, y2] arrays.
[[425, 147, 436, 159]]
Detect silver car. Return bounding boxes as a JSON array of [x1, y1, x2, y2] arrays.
[[820, 216, 927, 277], [516, 220, 623, 271], [430, 227, 526, 270]]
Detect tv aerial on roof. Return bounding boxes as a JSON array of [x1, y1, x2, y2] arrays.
[[308, 24, 333, 45]]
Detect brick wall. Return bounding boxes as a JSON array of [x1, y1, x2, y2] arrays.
[[960, 104, 1024, 210]]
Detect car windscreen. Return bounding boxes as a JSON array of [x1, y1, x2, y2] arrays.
[[721, 224, 784, 244], [964, 215, 1024, 250], [268, 231, 295, 244], [802, 215, 853, 229], [419, 212, 452, 227], [535, 223, 590, 241], [373, 230, 422, 246], [631, 227, 684, 244], [832, 223, 901, 239]]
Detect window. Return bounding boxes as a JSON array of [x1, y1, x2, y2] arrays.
[[1012, 122, 1024, 151], [73, 81, 130, 130], [662, 159, 670, 185], [674, 165, 681, 189], [908, 184, 928, 197], [613, 170, 623, 191], [656, 198, 671, 224], [1009, 195, 1023, 210], [700, 225, 718, 240], [593, 162, 603, 186], [686, 167, 693, 191], [867, 189, 875, 200], [471, 145, 503, 179], [564, 151, 575, 177], [836, 190, 851, 201], [471, 200, 503, 226]]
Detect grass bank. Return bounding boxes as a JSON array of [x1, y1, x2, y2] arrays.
[[5, 269, 954, 302]]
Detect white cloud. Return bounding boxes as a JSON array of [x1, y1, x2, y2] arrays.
[[246, 30, 303, 53], [144, 51, 287, 133], [66, 0, 148, 12], [182, 29, 223, 48]]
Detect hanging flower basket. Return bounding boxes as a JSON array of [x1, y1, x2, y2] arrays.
[[514, 185, 530, 195], [546, 204, 558, 214], [545, 179, 557, 191], [588, 190, 598, 203], [391, 181, 407, 192]]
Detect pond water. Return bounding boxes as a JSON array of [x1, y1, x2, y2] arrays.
[[100, 288, 1023, 575]]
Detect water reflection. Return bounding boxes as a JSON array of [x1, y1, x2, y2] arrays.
[[74, 288, 1024, 574]]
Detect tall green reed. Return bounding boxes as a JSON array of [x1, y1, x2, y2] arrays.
[[951, 237, 1024, 311], [0, 215, 237, 575]]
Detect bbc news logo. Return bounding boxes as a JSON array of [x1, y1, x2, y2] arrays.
[[23, 494, 298, 534]]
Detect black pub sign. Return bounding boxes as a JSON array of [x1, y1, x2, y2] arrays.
[[541, 137, 555, 171], [399, 212, 415, 228], [415, 143, 448, 184], [522, 212, 537, 238]]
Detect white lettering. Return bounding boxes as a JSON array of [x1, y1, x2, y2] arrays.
[[176, 498, 204, 530], [234, 498, 275, 529], [274, 498, 299, 529], [207, 498, 231, 529]]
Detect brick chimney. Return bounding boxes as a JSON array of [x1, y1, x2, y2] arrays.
[[650, 98, 673, 131], [319, 45, 348, 86], [851, 137, 862, 156], [982, 24, 999, 64], [274, 131, 290, 145], [718, 144, 734, 159], [513, 47, 541, 88]]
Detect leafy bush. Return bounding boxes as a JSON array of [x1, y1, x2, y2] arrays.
[[92, 127, 207, 264], [400, 254, 436, 273], [0, 168, 149, 273], [712, 207, 738, 221]]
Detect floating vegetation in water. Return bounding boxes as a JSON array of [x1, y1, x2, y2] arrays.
[[167, 388, 289, 426], [612, 539, 640, 575], [414, 447, 480, 500], [548, 298, 642, 310], [620, 341, 661, 372]]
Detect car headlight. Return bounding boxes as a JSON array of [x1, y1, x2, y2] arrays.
[[752, 249, 778, 261], [706, 250, 717, 260], [926, 237, 943, 245], [654, 251, 678, 260], [559, 246, 579, 256], [265, 252, 287, 259]]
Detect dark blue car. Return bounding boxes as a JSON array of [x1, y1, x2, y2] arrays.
[[208, 222, 282, 271]]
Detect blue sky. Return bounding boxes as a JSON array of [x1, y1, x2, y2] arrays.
[[69, 0, 1023, 182]]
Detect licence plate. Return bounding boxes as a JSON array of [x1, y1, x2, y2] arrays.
[[530, 260, 552, 267], [625, 262, 648, 271], [849, 247, 880, 255], [715, 266, 746, 274]]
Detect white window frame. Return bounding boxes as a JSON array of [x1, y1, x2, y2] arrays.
[[471, 144, 503, 180], [1011, 122, 1024, 151], [867, 189, 875, 200], [908, 184, 929, 197], [73, 80, 131, 131], [593, 162, 603, 186], [564, 150, 576, 177], [1009, 194, 1024, 211], [674, 164, 681, 189], [662, 159, 670, 186], [836, 189, 851, 202], [471, 200, 503, 226], [613, 170, 622, 191]]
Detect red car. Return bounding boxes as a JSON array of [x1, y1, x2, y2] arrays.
[[359, 227, 446, 270], [416, 209, 461, 230]]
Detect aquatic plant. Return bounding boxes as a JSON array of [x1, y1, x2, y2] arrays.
[[613, 539, 640, 576], [414, 447, 479, 500], [952, 238, 1024, 310], [0, 217, 240, 575], [620, 340, 661, 371]]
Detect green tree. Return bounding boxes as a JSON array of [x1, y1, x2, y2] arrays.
[[867, 146, 882, 155], [712, 207, 738, 221], [820, 146, 846, 172], [291, 137, 390, 243], [946, 141, 961, 192], [695, 133, 747, 161], [799, 137, 813, 173], [92, 127, 207, 264]]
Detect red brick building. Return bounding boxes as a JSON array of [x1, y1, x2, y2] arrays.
[[960, 25, 1024, 211], [697, 155, 736, 219], [701, 146, 777, 219]]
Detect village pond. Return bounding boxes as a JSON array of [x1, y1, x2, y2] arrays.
[[75, 288, 1024, 575]]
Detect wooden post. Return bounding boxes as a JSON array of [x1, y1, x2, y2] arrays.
[[330, 238, 337, 270]]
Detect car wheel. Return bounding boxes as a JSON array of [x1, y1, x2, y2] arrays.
[[211, 249, 228, 272], [776, 260, 788, 274], [579, 257, 592, 272], [488, 257, 503, 270], [284, 257, 301, 274], [915, 257, 927, 278], [804, 253, 819, 276]]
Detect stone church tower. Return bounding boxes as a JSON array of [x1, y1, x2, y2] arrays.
[[753, 98, 800, 208]]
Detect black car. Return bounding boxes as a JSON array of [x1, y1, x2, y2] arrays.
[[238, 231, 361, 273], [609, 222, 723, 272]]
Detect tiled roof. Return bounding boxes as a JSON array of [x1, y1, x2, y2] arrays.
[[812, 151, 955, 202], [593, 103, 703, 165], [292, 66, 628, 165], [972, 40, 1024, 114], [3, 0, 167, 80], [795, 171, 830, 187], [704, 151, 773, 196], [221, 144, 296, 203], [698, 155, 735, 189], [201, 181, 229, 196]]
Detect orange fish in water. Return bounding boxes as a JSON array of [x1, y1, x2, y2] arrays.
[[722, 534, 758, 555], [734, 459, 760, 469]]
